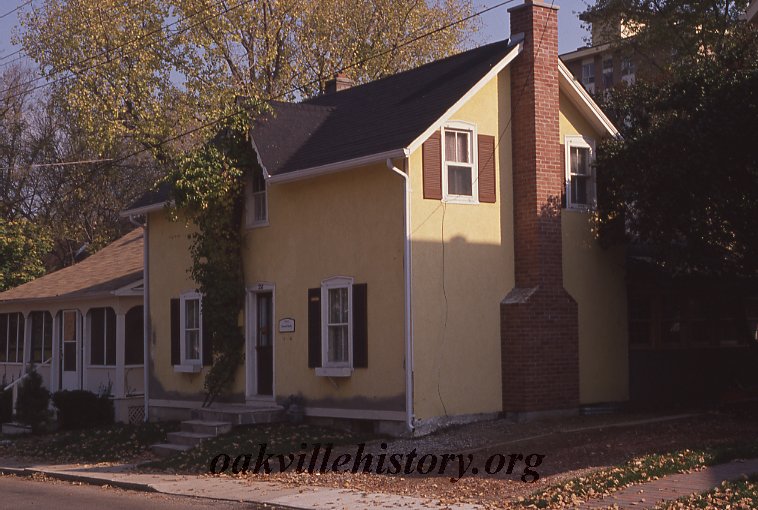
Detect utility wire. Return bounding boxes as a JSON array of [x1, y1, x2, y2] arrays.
[[2, 0, 520, 170], [0, 0, 253, 99], [0, 0, 32, 20]]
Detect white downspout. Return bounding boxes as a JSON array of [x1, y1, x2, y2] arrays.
[[386, 158, 415, 434], [129, 215, 150, 422]]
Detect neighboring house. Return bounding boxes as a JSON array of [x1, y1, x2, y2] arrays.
[[0, 229, 146, 424], [560, 19, 645, 94], [122, 0, 627, 435]]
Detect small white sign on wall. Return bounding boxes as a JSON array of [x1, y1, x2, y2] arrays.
[[278, 318, 295, 333]]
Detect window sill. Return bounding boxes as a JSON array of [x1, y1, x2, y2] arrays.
[[442, 196, 479, 205], [315, 367, 353, 378], [245, 220, 269, 230], [564, 206, 594, 213], [173, 364, 203, 373]]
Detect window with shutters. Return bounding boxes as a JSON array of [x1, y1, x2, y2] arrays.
[[320, 277, 353, 371], [442, 121, 479, 204], [180, 292, 203, 366], [564, 135, 596, 210]]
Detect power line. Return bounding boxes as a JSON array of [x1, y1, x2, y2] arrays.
[[3, 0, 518, 171], [0, 0, 32, 20], [0, 0, 253, 99]]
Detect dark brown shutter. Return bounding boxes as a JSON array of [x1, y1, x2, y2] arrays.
[[202, 305, 212, 366], [422, 131, 442, 199], [477, 134, 496, 203], [307, 288, 322, 368], [560, 143, 566, 208], [170, 298, 180, 365], [352, 283, 368, 368]]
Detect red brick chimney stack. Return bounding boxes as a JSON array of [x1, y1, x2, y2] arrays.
[[501, 0, 580, 416]]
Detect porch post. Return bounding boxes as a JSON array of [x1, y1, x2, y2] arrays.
[[115, 311, 126, 398], [50, 310, 60, 393], [22, 312, 31, 371]]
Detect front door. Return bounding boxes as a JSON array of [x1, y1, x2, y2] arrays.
[[60, 310, 81, 390], [254, 292, 273, 396]]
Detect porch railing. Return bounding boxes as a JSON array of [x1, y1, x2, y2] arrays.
[[3, 358, 52, 421]]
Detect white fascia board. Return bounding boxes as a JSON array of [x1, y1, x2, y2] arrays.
[[266, 148, 409, 184], [112, 279, 145, 296], [119, 201, 172, 218], [558, 60, 620, 138], [249, 132, 271, 179], [406, 36, 524, 155]]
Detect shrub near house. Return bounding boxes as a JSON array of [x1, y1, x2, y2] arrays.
[[52, 390, 115, 430]]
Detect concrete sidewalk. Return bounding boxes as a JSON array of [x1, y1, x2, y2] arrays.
[[0, 459, 480, 510]]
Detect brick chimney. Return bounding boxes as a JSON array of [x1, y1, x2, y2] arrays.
[[501, 0, 580, 415], [324, 73, 353, 94]]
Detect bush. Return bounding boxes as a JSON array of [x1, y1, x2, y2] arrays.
[[15, 367, 51, 432], [52, 390, 114, 430]]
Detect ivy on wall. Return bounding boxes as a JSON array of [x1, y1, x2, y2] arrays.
[[166, 118, 257, 405]]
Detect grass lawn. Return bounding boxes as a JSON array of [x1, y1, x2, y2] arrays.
[[0, 421, 179, 463], [145, 422, 374, 473], [519, 440, 758, 508]]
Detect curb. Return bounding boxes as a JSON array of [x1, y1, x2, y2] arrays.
[[0, 466, 158, 493]]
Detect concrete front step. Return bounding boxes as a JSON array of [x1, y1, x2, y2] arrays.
[[151, 442, 193, 457], [181, 419, 233, 436], [166, 430, 216, 447], [190, 406, 284, 425], [1, 422, 32, 436]]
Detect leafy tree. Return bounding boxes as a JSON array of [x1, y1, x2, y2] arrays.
[[0, 217, 52, 291], [16, 0, 477, 156], [591, 3, 758, 276]]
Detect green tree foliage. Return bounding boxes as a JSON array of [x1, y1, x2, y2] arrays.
[[590, 1, 758, 275], [17, 0, 477, 155], [0, 218, 52, 291]]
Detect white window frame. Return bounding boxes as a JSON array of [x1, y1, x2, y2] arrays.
[[246, 168, 268, 228], [0, 312, 24, 364], [179, 292, 203, 368], [564, 135, 597, 211], [88, 307, 116, 367], [318, 276, 353, 375], [581, 59, 595, 94], [441, 121, 479, 204]]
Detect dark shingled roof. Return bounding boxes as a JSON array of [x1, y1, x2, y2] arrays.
[[256, 38, 516, 175], [125, 38, 516, 212]]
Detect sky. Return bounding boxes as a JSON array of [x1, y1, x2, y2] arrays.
[[0, 0, 592, 73]]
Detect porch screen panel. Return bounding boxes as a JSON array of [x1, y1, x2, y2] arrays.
[[124, 306, 143, 365], [90, 308, 105, 365], [105, 308, 116, 366], [30, 311, 53, 364], [0, 314, 7, 362]]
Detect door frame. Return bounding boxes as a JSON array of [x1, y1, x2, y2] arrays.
[[59, 309, 82, 391], [245, 282, 276, 402]]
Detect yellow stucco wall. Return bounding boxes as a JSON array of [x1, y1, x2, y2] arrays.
[[559, 91, 629, 404], [242, 163, 406, 410], [409, 71, 514, 420]]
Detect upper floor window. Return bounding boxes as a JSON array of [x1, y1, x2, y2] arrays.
[[581, 60, 595, 94], [180, 292, 202, 365], [442, 122, 478, 203], [621, 57, 635, 85], [602, 58, 614, 89], [564, 135, 596, 210], [247, 167, 268, 227]]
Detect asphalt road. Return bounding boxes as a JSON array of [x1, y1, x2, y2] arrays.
[[0, 475, 269, 509]]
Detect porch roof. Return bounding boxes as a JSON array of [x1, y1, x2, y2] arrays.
[[0, 228, 143, 306]]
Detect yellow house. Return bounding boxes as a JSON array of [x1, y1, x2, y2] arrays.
[[123, 0, 627, 437]]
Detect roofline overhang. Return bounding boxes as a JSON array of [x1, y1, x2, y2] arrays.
[[119, 200, 173, 218], [558, 60, 620, 138], [265, 148, 410, 184], [0, 281, 144, 308], [559, 42, 612, 62], [406, 35, 524, 155]]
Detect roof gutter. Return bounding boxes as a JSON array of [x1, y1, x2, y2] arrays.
[[266, 148, 409, 184], [119, 201, 171, 218]]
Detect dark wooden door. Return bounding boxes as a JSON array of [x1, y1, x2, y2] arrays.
[[256, 292, 273, 395]]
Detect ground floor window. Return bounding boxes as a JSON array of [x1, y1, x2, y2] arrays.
[[180, 292, 202, 365], [90, 307, 116, 366], [125, 306, 144, 365], [30, 311, 53, 364]]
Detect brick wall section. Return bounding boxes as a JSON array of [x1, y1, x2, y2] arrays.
[[501, 0, 579, 413]]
